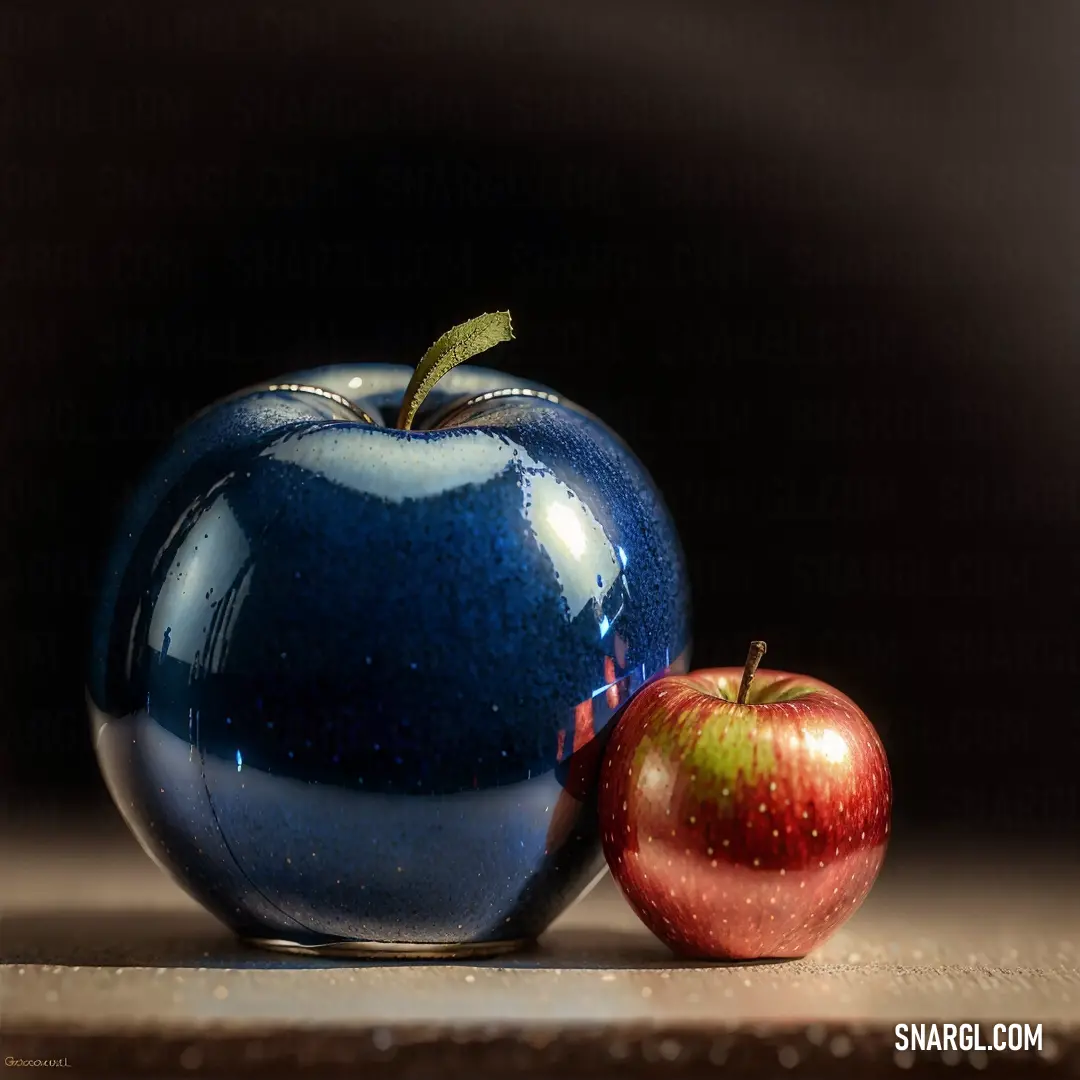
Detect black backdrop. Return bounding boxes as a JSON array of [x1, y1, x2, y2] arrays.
[[2, 0, 1078, 837]]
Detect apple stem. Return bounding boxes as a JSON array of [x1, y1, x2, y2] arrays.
[[395, 312, 514, 430], [736, 640, 767, 705]]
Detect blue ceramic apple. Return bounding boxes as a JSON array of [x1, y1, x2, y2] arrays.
[[89, 314, 691, 957]]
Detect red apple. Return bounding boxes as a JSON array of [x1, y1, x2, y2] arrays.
[[599, 642, 891, 959]]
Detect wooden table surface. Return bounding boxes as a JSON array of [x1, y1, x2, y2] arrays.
[[1, 813, 1077, 1077]]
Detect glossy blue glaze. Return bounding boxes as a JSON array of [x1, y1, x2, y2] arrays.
[[89, 363, 691, 947]]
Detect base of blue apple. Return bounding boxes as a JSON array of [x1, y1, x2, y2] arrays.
[[245, 935, 532, 960]]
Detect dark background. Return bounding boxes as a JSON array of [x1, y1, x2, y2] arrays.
[[2, 0, 1078, 838]]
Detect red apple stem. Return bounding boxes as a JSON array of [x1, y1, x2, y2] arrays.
[[736, 640, 767, 705]]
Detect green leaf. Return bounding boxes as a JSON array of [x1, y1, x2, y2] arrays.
[[396, 311, 514, 430]]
